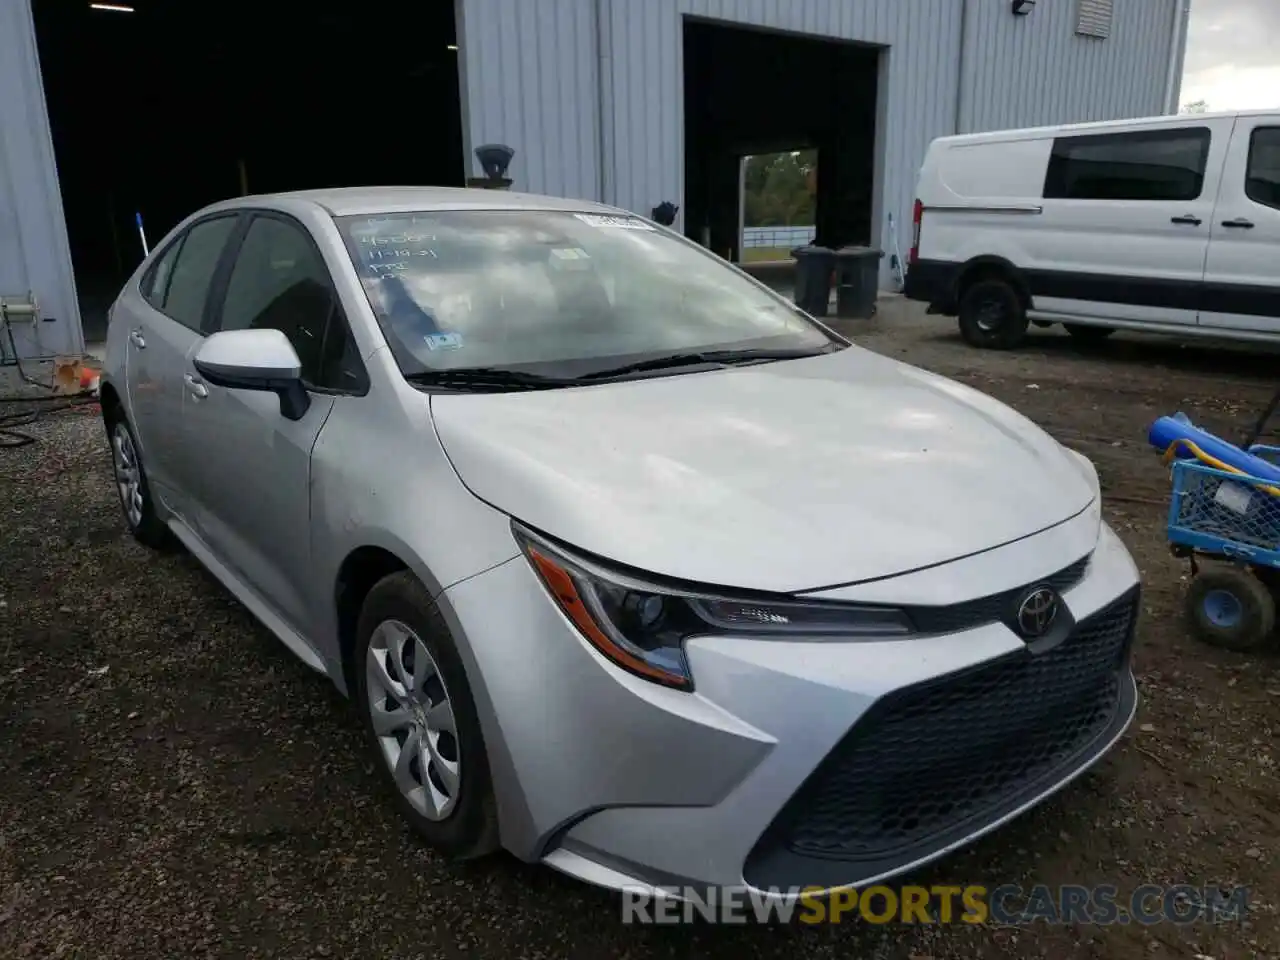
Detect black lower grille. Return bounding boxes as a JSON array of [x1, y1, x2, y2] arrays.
[[744, 589, 1138, 889]]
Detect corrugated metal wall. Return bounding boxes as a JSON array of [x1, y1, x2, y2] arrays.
[[959, 0, 1176, 133], [456, 0, 603, 203], [459, 0, 1180, 279], [0, 0, 81, 357]]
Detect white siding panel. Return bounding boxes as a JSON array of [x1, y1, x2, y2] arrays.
[[961, 0, 1177, 133], [456, 0, 600, 201]]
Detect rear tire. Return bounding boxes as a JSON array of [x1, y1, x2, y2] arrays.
[[355, 571, 500, 859], [1185, 566, 1276, 654], [1064, 324, 1116, 344], [102, 402, 171, 550], [957, 279, 1028, 349]]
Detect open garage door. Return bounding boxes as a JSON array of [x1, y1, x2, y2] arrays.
[[33, 0, 465, 345], [683, 19, 881, 266]]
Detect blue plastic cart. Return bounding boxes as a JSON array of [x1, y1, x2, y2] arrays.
[[1167, 443, 1280, 652]]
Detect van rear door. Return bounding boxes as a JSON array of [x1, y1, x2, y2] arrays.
[[1199, 116, 1280, 334]]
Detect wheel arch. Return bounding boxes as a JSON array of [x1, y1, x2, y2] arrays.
[[332, 540, 521, 852], [99, 380, 122, 414], [954, 256, 1032, 313], [334, 545, 412, 695]]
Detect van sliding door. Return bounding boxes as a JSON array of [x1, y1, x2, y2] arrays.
[[1029, 120, 1232, 328]]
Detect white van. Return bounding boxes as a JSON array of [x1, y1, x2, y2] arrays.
[[904, 110, 1280, 349]]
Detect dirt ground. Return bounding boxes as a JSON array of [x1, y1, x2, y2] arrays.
[[2, 302, 1278, 959]]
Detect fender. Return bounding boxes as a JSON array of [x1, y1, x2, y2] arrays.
[[952, 255, 1033, 312]]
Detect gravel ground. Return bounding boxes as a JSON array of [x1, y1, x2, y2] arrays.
[[2, 304, 1279, 959]]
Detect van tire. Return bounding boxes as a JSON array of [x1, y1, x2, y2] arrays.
[[957, 279, 1028, 349], [1064, 324, 1116, 344]]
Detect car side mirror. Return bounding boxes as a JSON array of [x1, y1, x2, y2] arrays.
[[192, 329, 311, 421]]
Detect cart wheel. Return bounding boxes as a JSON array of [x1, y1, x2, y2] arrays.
[[1256, 566, 1280, 604], [1186, 567, 1276, 653]]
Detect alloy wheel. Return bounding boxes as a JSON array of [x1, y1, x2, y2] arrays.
[[366, 619, 461, 821], [111, 422, 144, 529]]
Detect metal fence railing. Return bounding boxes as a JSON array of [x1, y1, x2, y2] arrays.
[[742, 225, 815, 250]]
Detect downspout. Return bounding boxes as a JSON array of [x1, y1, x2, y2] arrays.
[[954, 0, 969, 133], [594, 0, 611, 205], [1163, 0, 1191, 114]]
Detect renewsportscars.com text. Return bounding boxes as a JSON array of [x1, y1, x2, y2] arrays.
[[621, 883, 1249, 926]]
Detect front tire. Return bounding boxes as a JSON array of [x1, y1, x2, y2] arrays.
[[957, 279, 1028, 349], [1185, 566, 1276, 654], [355, 571, 499, 859], [103, 403, 170, 549]]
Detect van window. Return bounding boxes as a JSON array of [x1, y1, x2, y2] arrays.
[[1246, 127, 1280, 211], [1043, 128, 1211, 202]]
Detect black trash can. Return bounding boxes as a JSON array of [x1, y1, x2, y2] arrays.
[[791, 245, 836, 317], [833, 246, 884, 319]]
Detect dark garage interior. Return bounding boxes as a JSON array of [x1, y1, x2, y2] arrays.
[[682, 18, 880, 263], [33, 0, 464, 342]]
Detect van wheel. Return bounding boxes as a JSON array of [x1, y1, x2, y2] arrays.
[[958, 279, 1028, 349], [1065, 324, 1116, 344]]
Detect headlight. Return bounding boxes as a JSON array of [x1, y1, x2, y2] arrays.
[[514, 525, 913, 691]]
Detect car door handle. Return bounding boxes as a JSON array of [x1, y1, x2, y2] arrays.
[[1170, 215, 1202, 226], [184, 374, 208, 399], [1222, 218, 1255, 229], [129, 330, 146, 348]]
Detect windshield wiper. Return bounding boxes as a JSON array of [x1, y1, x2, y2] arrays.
[[578, 346, 837, 381], [405, 367, 581, 391]]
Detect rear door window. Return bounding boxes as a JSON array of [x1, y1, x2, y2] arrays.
[[140, 239, 182, 308], [1246, 127, 1280, 210], [1043, 127, 1212, 202]]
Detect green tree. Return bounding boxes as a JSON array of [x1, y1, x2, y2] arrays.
[[743, 150, 817, 226]]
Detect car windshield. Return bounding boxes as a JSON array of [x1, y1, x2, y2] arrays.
[[334, 209, 838, 380]]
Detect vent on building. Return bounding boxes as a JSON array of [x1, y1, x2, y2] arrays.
[[1076, 0, 1113, 38]]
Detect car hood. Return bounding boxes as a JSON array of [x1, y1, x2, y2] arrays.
[[429, 348, 1096, 593]]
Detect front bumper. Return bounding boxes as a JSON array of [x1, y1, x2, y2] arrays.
[[441, 518, 1140, 897]]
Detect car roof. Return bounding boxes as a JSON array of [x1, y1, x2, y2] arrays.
[[204, 186, 626, 218]]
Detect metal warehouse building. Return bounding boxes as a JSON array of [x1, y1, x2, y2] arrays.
[[1, 0, 1190, 359]]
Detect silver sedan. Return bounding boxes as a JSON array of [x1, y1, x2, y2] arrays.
[[100, 187, 1140, 900]]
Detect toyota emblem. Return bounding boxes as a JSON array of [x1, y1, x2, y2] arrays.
[[1016, 587, 1060, 639]]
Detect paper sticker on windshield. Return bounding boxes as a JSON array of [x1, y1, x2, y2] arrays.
[[550, 247, 592, 270], [574, 213, 655, 231], [424, 332, 464, 351]]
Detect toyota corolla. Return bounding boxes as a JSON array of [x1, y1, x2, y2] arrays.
[[99, 187, 1139, 899]]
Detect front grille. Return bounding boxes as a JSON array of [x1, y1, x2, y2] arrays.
[[907, 554, 1091, 635], [745, 590, 1136, 885]]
